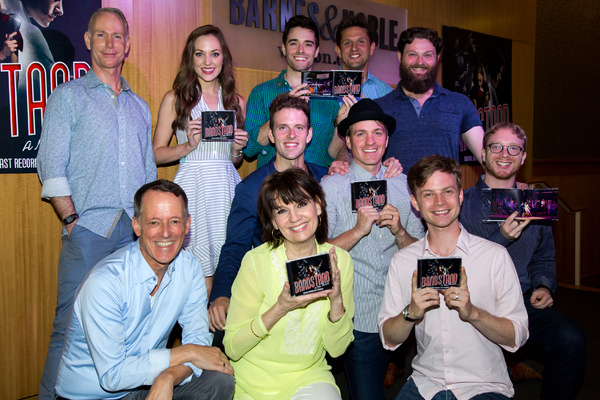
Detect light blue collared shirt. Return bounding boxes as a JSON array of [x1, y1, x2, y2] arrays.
[[37, 69, 157, 237], [361, 71, 393, 100], [55, 241, 211, 399]]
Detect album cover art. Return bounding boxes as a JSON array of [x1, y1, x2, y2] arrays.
[[417, 257, 461, 290], [482, 188, 559, 221], [301, 70, 362, 98], [286, 253, 332, 297], [350, 180, 387, 212], [200, 111, 235, 141], [332, 70, 362, 97]]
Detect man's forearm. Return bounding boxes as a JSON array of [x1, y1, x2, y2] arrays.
[[395, 229, 418, 250], [256, 121, 271, 146], [328, 228, 365, 252], [49, 196, 76, 220], [382, 315, 414, 349], [467, 306, 516, 347]]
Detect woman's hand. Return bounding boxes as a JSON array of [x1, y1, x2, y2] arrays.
[[327, 247, 345, 322], [186, 118, 202, 152], [262, 282, 331, 332], [232, 128, 248, 154]]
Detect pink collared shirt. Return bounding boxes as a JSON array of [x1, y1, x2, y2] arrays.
[[378, 224, 528, 400]]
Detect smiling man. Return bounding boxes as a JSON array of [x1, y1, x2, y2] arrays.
[[460, 123, 586, 400], [36, 7, 157, 399], [379, 155, 528, 400], [244, 15, 340, 168], [321, 99, 424, 400], [55, 180, 234, 400], [209, 93, 329, 336], [375, 27, 485, 172]]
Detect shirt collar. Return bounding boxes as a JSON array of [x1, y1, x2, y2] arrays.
[[276, 69, 291, 89], [131, 240, 177, 293], [479, 174, 519, 190], [422, 223, 471, 257], [82, 68, 131, 92], [394, 81, 444, 100], [349, 160, 386, 181]]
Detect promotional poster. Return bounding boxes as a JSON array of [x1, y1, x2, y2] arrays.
[[302, 70, 361, 98], [0, 0, 99, 174], [441, 26, 512, 164]]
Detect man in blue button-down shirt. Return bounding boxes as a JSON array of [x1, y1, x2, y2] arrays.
[[55, 180, 234, 400], [36, 8, 157, 399]]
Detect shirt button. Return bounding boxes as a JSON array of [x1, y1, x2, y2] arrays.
[[122, 185, 125, 188], [121, 162, 125, 165], [444, 328, 448, 332], [446, 350, 450, 353], [447, 370, 451, 373], [121, 139, 124, 142]]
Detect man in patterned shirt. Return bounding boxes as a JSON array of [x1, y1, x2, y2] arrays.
[[36, 8, 157, 400], [322, 99, 424, 400]]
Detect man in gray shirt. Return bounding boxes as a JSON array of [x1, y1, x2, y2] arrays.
[[321, 99, 424, 400]]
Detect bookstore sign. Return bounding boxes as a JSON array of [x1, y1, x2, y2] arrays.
[[214, 0, 407, 85]]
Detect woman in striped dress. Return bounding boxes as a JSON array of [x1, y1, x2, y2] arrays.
[[153, 25, 248, 297]]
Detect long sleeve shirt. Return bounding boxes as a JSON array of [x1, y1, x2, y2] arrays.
[[321, 161, 424, 333], [378, 226, 528, 400], [55, 242, 211, 399], [37, 69, 157, 237], [224, 241, 354, 400]]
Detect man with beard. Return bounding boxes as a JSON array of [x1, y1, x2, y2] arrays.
[[460, 123, 586, 400], [375, 27, 484, 172]]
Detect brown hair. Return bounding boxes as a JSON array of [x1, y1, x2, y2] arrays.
[[268, 93, 311, 132], [257, 168, 328, 249], [407, 155, 461, 194], [87, 7, 129, 36], [171, 25, 244, 131], [483, 122, 528, 149]]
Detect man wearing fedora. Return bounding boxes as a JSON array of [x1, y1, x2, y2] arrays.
[[321, 99, 425, 400]]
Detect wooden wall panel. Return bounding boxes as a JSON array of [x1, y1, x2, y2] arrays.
[[2, 1, 538, 398]]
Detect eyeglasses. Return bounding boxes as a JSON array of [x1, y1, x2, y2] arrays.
[[487, 143, 524, 156]]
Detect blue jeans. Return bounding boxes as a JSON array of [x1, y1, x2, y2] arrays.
[[397, 378, 510, 400], [524, 293, 586, 400], [38, 214, 135, 400], [344, 330, 390, 400]]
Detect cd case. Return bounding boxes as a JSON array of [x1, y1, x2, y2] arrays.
[[286, 252, 332, 297], [417, 257, 461, 289], [301, 70, 362, 98], [350, 179, 387, 212], [482, 188, 559, 221], [200, 110, 235, 141]]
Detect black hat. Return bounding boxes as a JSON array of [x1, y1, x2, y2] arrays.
[[337, 98, 396, 137]]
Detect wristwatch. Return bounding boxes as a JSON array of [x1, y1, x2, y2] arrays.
[[62, 213, 79, 226], [402, 305, 419, 322]]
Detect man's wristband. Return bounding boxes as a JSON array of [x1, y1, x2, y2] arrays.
[[402, 305, 419, 322], [62, 213, 79, 226]]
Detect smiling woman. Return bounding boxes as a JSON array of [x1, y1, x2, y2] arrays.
[[223, 168, 355, 400]]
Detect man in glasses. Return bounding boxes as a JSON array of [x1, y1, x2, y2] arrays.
[[460, 122, 586, 400]]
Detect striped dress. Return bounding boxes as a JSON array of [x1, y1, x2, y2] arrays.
[[174, 88, 241, 277]]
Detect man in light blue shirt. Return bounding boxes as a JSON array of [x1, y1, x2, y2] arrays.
[[321, 99, 424, 399], [334, 14, 393, 100], [329, 14, 394, 164], [55, 180, 234, 400], [36, 8, 157, 399]]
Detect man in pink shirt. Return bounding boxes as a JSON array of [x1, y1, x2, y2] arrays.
[[378, 155, 528, 400]]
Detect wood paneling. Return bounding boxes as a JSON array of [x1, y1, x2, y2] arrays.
[[1, 1, 538, 398]]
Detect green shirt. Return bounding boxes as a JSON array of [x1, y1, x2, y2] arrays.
[[244, 70, 340, 168]]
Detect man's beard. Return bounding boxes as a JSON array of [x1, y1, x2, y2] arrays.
[[400, 61, 438, 94]]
